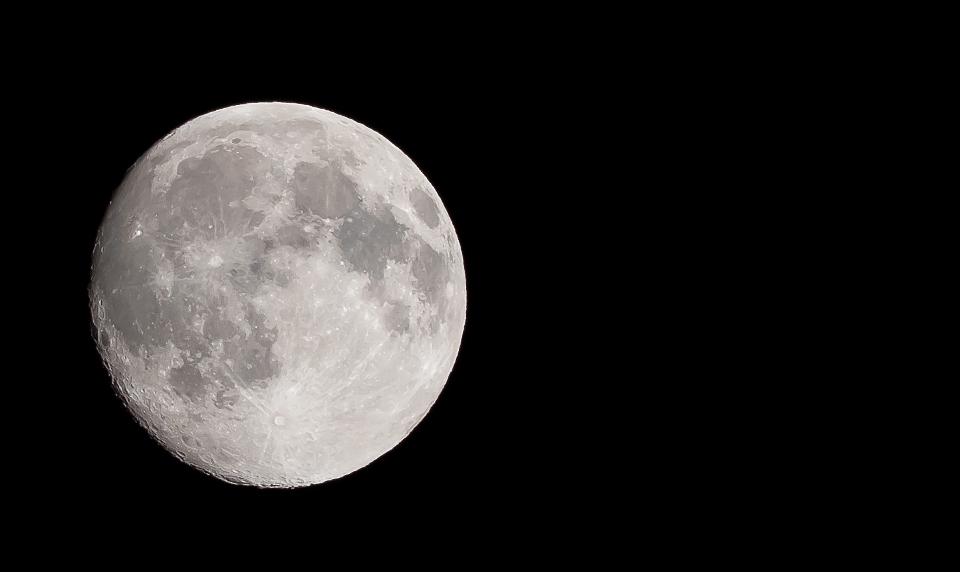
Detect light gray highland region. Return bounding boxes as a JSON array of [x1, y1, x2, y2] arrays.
[[89, 103, 466, 488]]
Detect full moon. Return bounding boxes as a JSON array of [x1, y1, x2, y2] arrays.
[[89, 102, 466, 488]]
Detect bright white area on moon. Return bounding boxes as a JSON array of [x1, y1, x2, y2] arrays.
[[89, 103, 466, 488]]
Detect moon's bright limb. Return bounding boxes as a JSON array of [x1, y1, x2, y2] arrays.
[[89, 102, 466, 488]]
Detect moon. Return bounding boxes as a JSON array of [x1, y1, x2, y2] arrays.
[[89, 102, 466, 488]]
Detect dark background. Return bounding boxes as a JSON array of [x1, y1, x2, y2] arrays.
[[29, 64, 584, 530], [11, 11, 887, 559]]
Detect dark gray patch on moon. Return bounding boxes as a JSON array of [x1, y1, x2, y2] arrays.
[[276, 118, 329, 139], [193, 122, 252, 144], [336, 205, 408, 282], [170, 364, 206, 402], [104, 275, 202, 355], [164, 146, 268, 239], [411, 242, 447, 303], [410, 186, 440, 229], [339, 149, 366, 171], [203, 304, 239, 340], [228, 264, 265, 296], [273, 225, 317, 250], [96, 252, 162, 350], [384, 303, 411, 335], [292, 161, 360, 219], [237, 236, 267, 259], [246, 307, 278, 346], [172, 328, 210, 359], [411, 242, 450, 332], [213, 388, 238, 410], [226, 339, 280, 388], [232, 118, 328, 145]]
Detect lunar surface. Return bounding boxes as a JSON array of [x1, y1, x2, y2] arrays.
[[89, 102, 466, 488]]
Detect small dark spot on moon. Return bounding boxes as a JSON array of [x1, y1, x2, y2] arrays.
[[384, 303, 411, 335], [275, 225, 316, 250], [232, 138, 241, 144], [238, 237, 266, 260], [248, 258, 276, 283], [228, 266, 264, 295], [213, 389, 238, 410]]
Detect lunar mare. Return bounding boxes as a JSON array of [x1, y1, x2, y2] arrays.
[[89, 103, 466, 487]]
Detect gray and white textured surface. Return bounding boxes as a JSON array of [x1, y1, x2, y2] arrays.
[[89, 102, 466, 488]]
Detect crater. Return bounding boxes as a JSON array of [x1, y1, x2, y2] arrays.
[[410, 186, 441, 229]]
